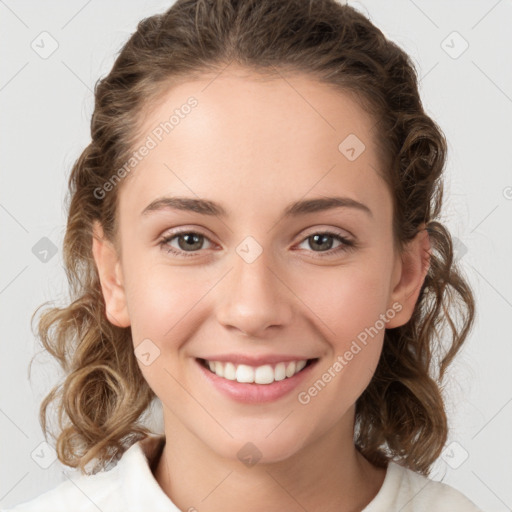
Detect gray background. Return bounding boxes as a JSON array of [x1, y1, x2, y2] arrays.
[[1, 0, 511, 510]]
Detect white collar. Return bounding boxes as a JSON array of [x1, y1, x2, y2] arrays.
[[120, 433, 402, 511], [119, 433, 179, 511]]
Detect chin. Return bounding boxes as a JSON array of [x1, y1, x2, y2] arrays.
[[206, 423, 312, 466]]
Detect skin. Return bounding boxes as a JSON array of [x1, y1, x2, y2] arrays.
[[92, 65, 430, 512]]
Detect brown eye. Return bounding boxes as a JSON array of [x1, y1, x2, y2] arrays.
[[160, 230, 214, 257], [176, 233, 204, 251], [296, 231, 355, 256], [307, 233, 336, 251]]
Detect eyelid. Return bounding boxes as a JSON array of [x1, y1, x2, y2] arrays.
[[300, 224, 351, 236], [158, 225, 357, 258], [159, 225, 216, 241], [293, 230, 355, 255], [294, 225, 354, 244], [158, 230, 215, 260], [159, 225, 353, 244]]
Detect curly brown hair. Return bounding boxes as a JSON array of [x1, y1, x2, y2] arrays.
[[31, 0, 475, 476]]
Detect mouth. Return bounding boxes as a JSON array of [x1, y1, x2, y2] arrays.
[[197, 357, 318, 385]]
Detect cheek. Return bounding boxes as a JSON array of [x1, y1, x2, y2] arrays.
[[295, 261, 392, 343], [121, 252, 206, 342], [291, 261, 392, 402]]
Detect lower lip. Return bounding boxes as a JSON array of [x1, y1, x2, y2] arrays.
[[196, 359, 317, 404]]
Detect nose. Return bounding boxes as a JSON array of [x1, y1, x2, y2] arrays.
[[215, 249, 294, 338]]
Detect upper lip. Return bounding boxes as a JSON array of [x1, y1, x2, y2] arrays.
[[197, 354, 318, 366]]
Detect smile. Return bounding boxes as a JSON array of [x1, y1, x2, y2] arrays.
[[198, 358, 315, 384]]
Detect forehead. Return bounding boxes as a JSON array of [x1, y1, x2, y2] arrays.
[[120, 67, 388, 219], [139, 67, 378, 159]]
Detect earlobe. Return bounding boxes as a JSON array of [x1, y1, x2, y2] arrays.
[[386, 225, 431, 329], [91, 220, 131, 328]]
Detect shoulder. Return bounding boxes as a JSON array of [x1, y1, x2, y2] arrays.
[[364, 461, 483, 512], [1, 460, 123, 512], [1, 434, 169, 512], [396, 463, 483, 511]]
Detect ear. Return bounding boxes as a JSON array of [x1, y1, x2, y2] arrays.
[[91, 220, 130, 328], [386, 225, 431, 329]]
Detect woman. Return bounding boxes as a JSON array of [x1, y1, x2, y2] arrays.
[[4, 0, 481, 510]]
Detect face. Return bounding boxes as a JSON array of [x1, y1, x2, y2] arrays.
[[93, 66, 427, 464]]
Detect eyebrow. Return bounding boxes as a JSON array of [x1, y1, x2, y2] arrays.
[[140, 195, 373, 219]]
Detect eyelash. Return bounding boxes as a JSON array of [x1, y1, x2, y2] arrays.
[[158, 229, 356, 259]]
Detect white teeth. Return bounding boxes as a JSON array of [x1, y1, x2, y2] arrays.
[[224, 362, 236, 380], [254, 365, 274, 384], [274, 362, 286, 381], [296, 360, 307, 372], [203, 359, 310, 384], [236, 364, 254, 383], [215, 361, 224, 377], [285, 361, 296, 378]]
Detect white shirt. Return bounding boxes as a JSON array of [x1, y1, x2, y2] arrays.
[[2, 434, 483, 512]]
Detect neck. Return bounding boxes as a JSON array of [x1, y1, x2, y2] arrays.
[[154, 406, 386, 512]]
